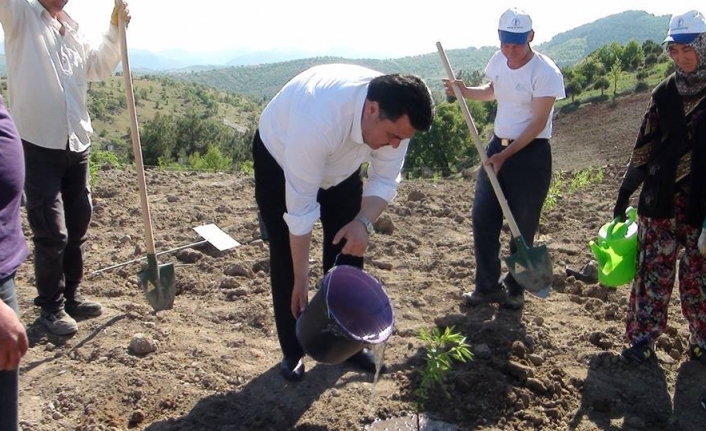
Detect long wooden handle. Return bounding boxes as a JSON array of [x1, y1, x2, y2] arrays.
[[436, 41, 522, 238], [118, 9, 157, 255]]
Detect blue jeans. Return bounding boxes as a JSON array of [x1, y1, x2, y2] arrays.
[[0, 274, 20, 431], [472, 136, 552, 296]]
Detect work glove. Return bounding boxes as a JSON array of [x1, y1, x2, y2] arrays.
[[699, 217, 706, 256], [111, 1, 131, 27]]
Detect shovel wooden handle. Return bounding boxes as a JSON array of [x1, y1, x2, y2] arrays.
[[436, 42, 522, 239], [118, 7, 157, 255]]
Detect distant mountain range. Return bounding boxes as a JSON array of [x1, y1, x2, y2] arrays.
[[0, 10, 670, 91], [165, 10, 671, 99]]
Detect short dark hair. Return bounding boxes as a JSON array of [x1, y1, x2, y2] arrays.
[[366, 74, 434, 132]]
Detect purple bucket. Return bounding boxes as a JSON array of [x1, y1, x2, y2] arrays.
[[295, 265, 394, 364]]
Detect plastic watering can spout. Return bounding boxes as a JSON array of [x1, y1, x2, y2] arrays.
[[589, 241, 609, 267]]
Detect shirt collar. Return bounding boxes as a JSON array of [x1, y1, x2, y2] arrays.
[[350, 86, 368, 145], [30, 0, 78, 30]]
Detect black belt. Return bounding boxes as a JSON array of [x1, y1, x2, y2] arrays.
[[496, 136, 549, 147]]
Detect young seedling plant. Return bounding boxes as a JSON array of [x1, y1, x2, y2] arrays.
[[415, 326, 473, 409]]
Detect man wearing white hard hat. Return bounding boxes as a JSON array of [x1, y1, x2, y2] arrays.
[[443, 7, 565, 310]]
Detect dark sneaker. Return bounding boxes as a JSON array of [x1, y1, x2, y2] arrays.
[[622, 341, 654, 364], [65, 294, 103, 317], [502, 292, 525, 310], [701, 395, 706, 412], [462, 288, 507, 306], [39, 309, 78, 335], [280, 357, 305, 381], [346, 347, 386, 374]]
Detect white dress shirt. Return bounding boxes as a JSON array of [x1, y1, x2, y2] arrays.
[[258, 64, 409, 235], [0, 0, 122, 151]]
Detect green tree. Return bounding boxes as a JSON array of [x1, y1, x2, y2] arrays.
[[621, 40, 644, 71], [189, 145, 232, 172], [642, 40, 663, 57], [593, 76, 610, 96], [565, 79, 583, 103], [609, 60, 622, 102], [139, 112, 178, 165], [576, 58, 605, 86], [405, 102, 484, 177]]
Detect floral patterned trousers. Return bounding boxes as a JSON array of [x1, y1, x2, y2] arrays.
[[625, 192, 706, 348]]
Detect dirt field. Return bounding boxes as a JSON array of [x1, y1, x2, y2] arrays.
[[14, 90, 706, 430]]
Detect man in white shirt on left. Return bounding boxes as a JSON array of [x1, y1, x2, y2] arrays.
[[0, 0, 130, 336]]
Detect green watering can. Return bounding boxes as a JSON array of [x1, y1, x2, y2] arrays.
[[589, 207, 638, 288]]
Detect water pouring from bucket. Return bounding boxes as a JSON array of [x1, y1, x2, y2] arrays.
[[295, 265, 395, 364]]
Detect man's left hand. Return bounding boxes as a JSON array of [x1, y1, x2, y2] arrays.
[[111, 1, 131, 27], [699, 226, 706, 257], [332, 221, 369, 256]]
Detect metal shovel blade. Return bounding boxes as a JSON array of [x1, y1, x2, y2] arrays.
[[139, 254, 176, 311], [504, 237, 553, 298]]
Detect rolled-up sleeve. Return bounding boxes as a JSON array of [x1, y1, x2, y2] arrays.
[[281, 119, 330, 235], [363, 139, 408, 202]]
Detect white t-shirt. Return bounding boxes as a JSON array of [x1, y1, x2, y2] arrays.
[[258, 64, 409, 235], [485, 50, 565, 139]]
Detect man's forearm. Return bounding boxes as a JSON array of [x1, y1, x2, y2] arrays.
[[358, 196, 388, 222], [290, 232, 312, 285]]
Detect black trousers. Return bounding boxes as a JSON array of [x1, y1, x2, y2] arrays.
[[22, 141, 92, 312], [252, 130, 364, 359]]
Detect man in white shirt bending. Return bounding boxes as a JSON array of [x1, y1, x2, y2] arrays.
[[0, 0, 130, 336], [254, 63, 434, 381]]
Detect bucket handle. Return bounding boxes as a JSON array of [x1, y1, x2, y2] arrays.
[[607, 207, 637, 237]]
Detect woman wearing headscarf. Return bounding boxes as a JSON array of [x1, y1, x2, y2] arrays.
[[614, 10, 706, 364]]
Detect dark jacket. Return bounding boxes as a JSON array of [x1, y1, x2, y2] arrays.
[[617, 74, 706, 226]]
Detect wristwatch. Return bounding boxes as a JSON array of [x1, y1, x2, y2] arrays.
[[355, 215, 375, 236]]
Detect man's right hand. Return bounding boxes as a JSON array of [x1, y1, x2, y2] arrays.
[[291, 280, 309, 319], [0, 301, 28, 371]]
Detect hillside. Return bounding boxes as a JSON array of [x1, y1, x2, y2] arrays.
[[167, 47, 497, 101], [538, 10, 669, 67], [83, 75, 264, 164], [14, 84, 706, 431], [169, 10, 668, 100]]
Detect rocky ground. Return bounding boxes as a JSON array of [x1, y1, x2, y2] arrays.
[[14, 90, 706, 430]]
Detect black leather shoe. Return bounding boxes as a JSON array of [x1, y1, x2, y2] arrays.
[[502, 292, 525, 310], [280, 357, 305, 381], [65, 294, 103, 317], [346, 348, 386, 374]]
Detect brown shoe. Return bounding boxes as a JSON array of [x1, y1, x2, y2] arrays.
[[39, 309, 78, 335], [65, 294, 103, 317]]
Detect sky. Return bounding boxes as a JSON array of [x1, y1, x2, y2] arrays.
[[2, 0, 705, 58]]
